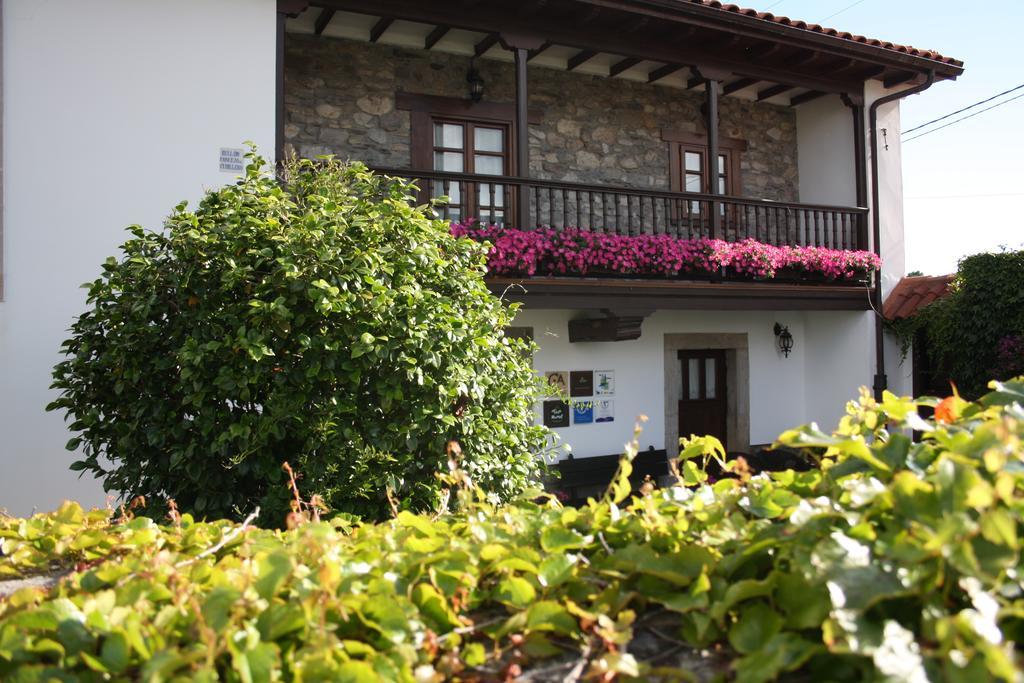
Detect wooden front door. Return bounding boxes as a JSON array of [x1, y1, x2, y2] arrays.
[[678, 350, 728, 450]]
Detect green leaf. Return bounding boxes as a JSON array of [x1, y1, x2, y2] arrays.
[[336, 660, 380, 683], [538, 554, 575, 588], [254, 551, 293, 600], [979, 509, 1017, 549], [412, 583, 461, 631], [495, 576, 536, 608], [728, 603, 783, 655], [539, 526, 589, 553], [100, 632, 131, 674], [525, 601, 577, 635], [463, 642, 487, 667]]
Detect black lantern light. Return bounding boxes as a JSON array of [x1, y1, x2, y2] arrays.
[[467, 63, 485, 102], [774, 323, 794, 358]]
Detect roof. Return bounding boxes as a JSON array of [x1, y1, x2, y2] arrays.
[[884, 275, 955, 320], [666, 0, 963, 69]]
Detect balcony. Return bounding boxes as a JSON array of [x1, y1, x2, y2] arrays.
[[375, 167, 875, 312], [378, 167, 868, 251]]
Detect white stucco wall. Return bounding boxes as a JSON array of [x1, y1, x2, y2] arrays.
[[517, 308, 874, 459], [865, 81, 908, 301], [0, 0, 277, 515], [795, 94, 858, 208]]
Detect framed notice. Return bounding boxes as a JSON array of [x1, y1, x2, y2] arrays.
[[543, 400, 570, 428], [545, 371, 568, 396], [569, 370, 594, 397], [595, 370, 615, 396], [573, 399, 594, 425], [595, 399, 614, 423]]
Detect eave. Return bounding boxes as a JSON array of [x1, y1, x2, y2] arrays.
[[301, 0, 963, 101]]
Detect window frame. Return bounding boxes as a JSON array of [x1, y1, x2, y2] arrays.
[[662, 129, 747, 198], [428, 118, 512, 224], [400, 92, 544, 227]]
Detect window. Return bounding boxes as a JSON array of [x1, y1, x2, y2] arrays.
[[662, 129, 747, 206], [399, 92, 541, 228], [676, 146, 734, 197], [430, 119, 510, 224]]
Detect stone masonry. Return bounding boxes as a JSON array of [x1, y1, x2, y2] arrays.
[[284, 34, 799, 203]]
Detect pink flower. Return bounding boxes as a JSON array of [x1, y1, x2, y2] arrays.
[[449, 221, 880, 281]]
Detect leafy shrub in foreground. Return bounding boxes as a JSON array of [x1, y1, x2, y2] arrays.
[[47, 152, 551, 523], [5, 380, 1024, 681]]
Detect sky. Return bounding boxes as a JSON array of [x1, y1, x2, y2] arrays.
[[762, 0, 1024, 275]]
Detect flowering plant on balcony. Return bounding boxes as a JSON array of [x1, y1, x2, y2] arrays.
[[451, 222, 881, 281]]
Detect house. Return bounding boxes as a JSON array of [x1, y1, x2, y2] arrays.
[[0, 0, 963, 514], [884, 274, 956, 397]]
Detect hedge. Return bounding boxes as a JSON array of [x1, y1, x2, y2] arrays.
[[3, 380, 1024, 681]]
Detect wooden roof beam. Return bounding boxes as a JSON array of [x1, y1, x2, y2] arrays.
[[567, 49, 598, 71], [723, 77, 758, 95], [314, 8, 336, 35], [746, 42, 780, 61], [790, 90, 827, 106], [318, 0, 866, 94], [527, 41, 552, 61], [789, 51, 821, 68], [474, 32, 500, 57], [649, 63, 684, 83], [757, 83, 795, 101], [623, 15, 649, 33], [424, 25, 451, 49], [369, 16, 393, 43], [609, 56, 642, 77]]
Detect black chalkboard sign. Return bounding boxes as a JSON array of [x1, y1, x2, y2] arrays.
[[543, 400, 570, 428]]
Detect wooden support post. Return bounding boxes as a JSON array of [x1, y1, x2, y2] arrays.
[[705, 77, 721, 238], [851, 103, 869, 249], [514, 46, 531, 227]]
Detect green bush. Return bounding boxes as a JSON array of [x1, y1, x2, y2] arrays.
[[47, 152, 551, 523], [8, 381, 1024, 681], [890, 250, 1024, 398]]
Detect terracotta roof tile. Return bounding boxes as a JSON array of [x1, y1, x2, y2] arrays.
[[884, 275, 955, 320], [679, 1, 963, 68]]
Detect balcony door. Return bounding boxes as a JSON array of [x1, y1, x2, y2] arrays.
[[429, 119, 510, 225], [677, 349, 728, 451]]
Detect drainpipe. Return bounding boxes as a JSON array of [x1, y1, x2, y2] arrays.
[[867, 70, 934, 400]]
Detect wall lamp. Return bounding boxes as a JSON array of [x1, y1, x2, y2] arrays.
[[774, 323, 794, 358], [467, 62, 485, 102]]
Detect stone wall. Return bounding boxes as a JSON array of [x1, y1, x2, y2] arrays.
[[284, 34, 799, 202]]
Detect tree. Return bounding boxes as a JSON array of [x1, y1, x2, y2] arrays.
[[49, 153, 552, 522]]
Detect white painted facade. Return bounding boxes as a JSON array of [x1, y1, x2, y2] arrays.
[[520, 308, 876, 459], [0, 0, 277, 515], [0, 0, 923, 513]]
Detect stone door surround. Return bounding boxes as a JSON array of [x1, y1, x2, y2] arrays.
[[664, 333, 750, 458]]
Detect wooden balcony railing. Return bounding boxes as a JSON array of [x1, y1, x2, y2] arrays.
[[375, 168, 870, 251]]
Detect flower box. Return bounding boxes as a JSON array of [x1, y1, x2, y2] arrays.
[[451, 222, 881, 284]]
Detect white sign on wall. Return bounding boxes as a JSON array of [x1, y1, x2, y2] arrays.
[[219, 147, 245, 173]]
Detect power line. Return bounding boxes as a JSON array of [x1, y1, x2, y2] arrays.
[[820, 0, 868, 22], [903, 91, 1024, 142], [906, 192, 1024, 200], [903, 82, 1024, 135]]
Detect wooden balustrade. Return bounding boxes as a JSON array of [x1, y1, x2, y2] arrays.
[[374, 168, 869, 251]]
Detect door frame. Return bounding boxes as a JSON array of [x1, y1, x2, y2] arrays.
[[663, 333, 750, 458], [677, 348, 729, 450]]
